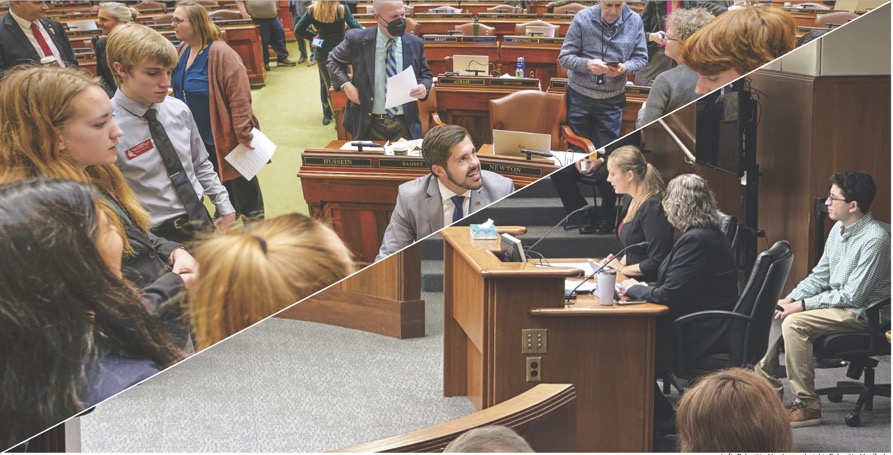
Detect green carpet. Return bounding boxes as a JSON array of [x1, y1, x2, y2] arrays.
[[249, 42, 337, 218]]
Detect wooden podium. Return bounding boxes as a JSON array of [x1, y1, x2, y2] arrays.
[[440, 227, 668, 452]]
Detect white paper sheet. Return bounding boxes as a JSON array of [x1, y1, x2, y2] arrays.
[[385, 66, 418, 109], [224, 128, 276, 181], [565, 279, 597, 293]]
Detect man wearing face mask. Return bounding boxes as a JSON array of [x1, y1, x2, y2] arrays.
[[327, 0, 433, 141]]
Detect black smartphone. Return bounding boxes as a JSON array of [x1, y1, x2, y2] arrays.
[[606, 62, 620, 67]]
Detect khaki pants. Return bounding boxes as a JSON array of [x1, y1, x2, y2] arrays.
[[756, 308, 868, 411]]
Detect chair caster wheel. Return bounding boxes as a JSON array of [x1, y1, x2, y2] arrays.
[[845, 413, 861, 427], [828, 393, 843, 403]]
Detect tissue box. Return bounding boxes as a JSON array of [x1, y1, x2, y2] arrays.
[[470, 223, 498, 240]]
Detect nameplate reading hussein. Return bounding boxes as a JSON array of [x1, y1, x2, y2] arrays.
[[379, 159, 428, 169], [482, 162, 543, 177], [303, 157, 373, 167]]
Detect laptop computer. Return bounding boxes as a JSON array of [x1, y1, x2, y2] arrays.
[[491, 129, 552, 157], [452, 54, 489, 76], [526, 25, 556, 38], [67, 20, 99, 32]]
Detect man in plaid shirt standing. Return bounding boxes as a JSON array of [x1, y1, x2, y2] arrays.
[[757, 172, 891, 428]]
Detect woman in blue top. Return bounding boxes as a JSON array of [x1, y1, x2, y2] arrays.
[[295, 0, 363, 125], [0, 179, 183, 449], [172, 1, 264, 222]]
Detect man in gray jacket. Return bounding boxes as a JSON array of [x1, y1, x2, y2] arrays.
[[375, 125, 515, 261]]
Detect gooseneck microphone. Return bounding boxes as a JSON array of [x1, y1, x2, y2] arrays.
[[525, 205, 593, 257], [565, 241, 649, 303], [520, 148, 555, 160], [350, 141, 380, 153]]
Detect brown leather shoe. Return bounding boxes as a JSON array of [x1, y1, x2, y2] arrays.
[[789, 402, 822, 428]]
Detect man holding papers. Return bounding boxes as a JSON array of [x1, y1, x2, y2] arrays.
[[327, 0, 433, 141]]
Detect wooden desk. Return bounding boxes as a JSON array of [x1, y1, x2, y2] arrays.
[[357, 16, 572, 38], [441, 227, 667, 452], [499, 36, 562, 90], [434, 75, 540, 146], [422, 35, 500, 77], [298, 141, 557, 262]]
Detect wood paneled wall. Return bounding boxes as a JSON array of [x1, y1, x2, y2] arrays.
[[641, 71, 890, 294]]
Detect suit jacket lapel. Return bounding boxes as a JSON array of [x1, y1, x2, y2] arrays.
[[401, 36, 411, 71], [4, 14, 40, 61], [468, 187, 484, 214], [41, 20, 66, 59], [363, 28, 376, 95], [424, 174, 443, 233]]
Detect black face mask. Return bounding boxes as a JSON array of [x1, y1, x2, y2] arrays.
[[384, 17, 406, 37]]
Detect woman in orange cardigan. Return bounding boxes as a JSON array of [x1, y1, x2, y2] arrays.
[[171, 1, 264, 221]]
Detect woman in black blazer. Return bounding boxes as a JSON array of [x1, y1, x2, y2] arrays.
[[600, 146, 674, 282], [619, 174, 738, 366]]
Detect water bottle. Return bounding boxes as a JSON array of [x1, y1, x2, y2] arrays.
[[472, 14, 479, 35], [515, 57, 525, 78]]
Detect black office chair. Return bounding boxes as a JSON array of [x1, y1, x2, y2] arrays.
[[661, 240, 793, 393], [813, 297, 891, 427]]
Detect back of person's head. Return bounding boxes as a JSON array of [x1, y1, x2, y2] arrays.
[[0, 66, 151, 238], [666, 7, 715, 41], [0, 178, 181, 447], [311, 0, 344, 23], [663, 173, 720, 231], [99, 2, 139, 23], [797, 28, 828, 47], [831, 172, 876, 214], [676, 368, 793, 452], [442, 426, 535, 453], [176, 1, 223, 48], [682, 6, 796, 76], [106, 22, 178, 85], [189, 214, 354, 349], [422, 124, 471, 170]]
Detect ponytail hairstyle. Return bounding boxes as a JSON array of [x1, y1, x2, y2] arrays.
[[189, 213, 355, 349], [98, 2, 139, 23], [608, 146, 666, 223], [310, 0, 344, 23]]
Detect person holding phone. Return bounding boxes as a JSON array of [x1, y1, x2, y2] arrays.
[[294, 0, 363, 126]]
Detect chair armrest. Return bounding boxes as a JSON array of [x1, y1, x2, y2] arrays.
[[671, 311, 752, 373], [864, 297, 891, 354], [430, 112, 446, 127], [560, 124, 595, 154]]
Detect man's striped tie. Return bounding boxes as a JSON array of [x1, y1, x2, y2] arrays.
[[385, 39, 399, 118]]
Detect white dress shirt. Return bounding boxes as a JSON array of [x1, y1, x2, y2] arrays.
[[9, 10, 65, 67], [112, 90, 235, 226], [437, 177, 470, 228]]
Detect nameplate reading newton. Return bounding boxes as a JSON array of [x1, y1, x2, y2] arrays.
[[543, 37, 564, 45], [303, 157, 373, 167], [624, 86, 651, 97], [438, 77, 487, 86], [482, 163, 542, 177], [379, 159, 428, 169], [491, 78, 539, 88]]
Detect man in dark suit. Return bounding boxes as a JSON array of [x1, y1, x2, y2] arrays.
[[0, 1, 79, 73], [375, 125, 515, 261], [326, 0, 433, 141]]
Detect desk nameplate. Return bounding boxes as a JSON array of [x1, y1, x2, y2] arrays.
[[303, 156, 373, 167], [481, 162, 544, 177], [379, 159, 429, 169]]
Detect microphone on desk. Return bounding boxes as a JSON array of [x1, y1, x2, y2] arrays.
[[525, 205, 593, 258], [520, 148, 555, 160], [350, 141, 380, 153], [565, 241, 649, 304]]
